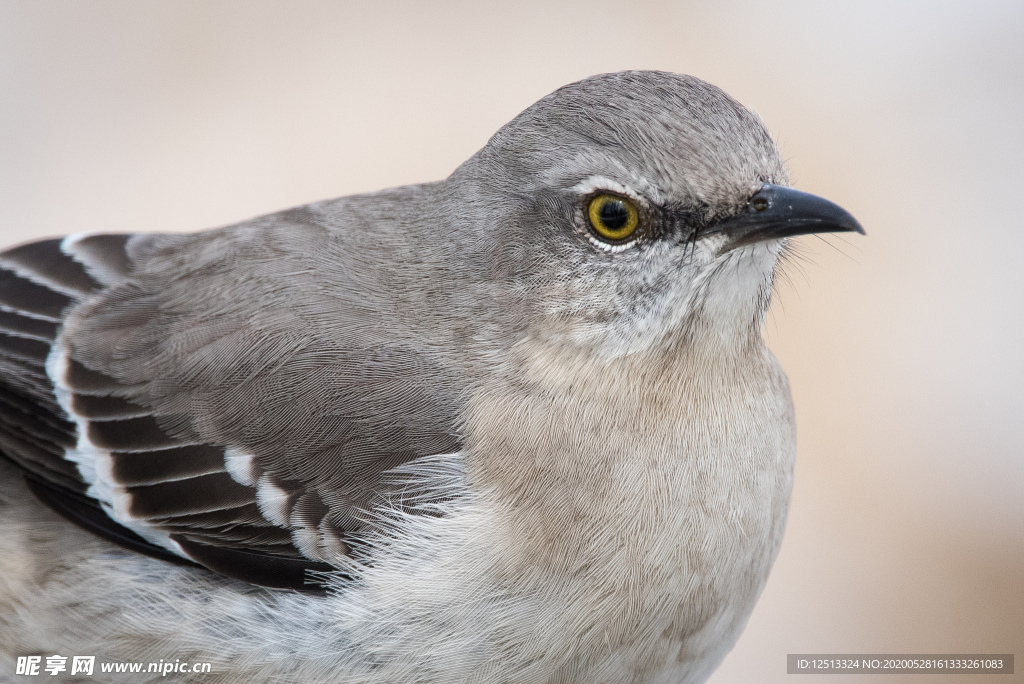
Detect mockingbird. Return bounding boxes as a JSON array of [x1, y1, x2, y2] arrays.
[[0, 71, 861, 683]]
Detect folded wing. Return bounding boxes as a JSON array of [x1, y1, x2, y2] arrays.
[[0, 209, 465, 589]]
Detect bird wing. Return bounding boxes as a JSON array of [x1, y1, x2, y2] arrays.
[[0, 208, 465, 589]]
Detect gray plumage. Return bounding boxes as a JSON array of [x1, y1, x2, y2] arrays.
[[0, 71, 861, 682]]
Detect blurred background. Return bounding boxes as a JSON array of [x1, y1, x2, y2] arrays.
[[1, 1, 1021, 681]]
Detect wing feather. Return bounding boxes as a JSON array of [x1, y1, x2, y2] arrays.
[[0, 208, 466, 590]]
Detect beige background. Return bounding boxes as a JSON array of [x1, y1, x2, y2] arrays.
[[1, 1, 1021, 681]]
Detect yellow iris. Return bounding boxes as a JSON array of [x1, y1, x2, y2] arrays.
[[587, 194, 639, 241]]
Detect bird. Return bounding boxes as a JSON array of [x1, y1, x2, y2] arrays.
[[0, 71, 862, 683]]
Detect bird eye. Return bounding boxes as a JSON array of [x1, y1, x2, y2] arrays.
[[587, 194, 639, 242]]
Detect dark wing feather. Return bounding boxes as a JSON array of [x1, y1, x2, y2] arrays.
[[0, 212, 465, 590], [24, 474, 197, 567]]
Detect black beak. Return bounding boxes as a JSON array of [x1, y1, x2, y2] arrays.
[[706, 184, 865, 250]]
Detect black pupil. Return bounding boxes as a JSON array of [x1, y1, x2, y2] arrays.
[[598, 199, 628, 230]]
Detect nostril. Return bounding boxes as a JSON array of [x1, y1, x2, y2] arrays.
[[752, 197, 769, 212]]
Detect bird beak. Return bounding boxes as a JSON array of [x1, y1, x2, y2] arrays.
[[706, 183, 865, 251]]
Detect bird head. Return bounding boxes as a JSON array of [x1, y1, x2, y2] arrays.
[[446, 71, 862, 362]]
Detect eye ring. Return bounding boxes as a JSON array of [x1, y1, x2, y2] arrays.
[[587, 194, 640, 242]]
